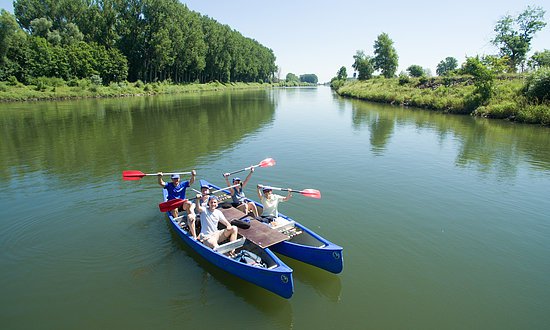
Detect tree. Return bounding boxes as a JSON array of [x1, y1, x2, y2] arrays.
[[373, 32, 398, 78], [300, 74, 318, 84], [491, 6, 547, 72], [461, 56, 494, 105], [286, 72, 299, 82], [336, 66, 347, 80], [352, 50, 374, 80], [436, 57, 458, 76], [406, 64, 425, 77], [528, 50, 550, 69]]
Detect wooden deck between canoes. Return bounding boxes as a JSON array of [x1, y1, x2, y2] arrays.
[[220, 207, 289, 248]]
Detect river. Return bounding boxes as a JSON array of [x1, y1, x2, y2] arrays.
[[1, 86, 549, 329]]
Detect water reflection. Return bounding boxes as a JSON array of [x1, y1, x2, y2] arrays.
[[166, 226, 293, 328], [281, 256, 342, 303], [0, 90, 276, 183], [347, 98, 550, 174]]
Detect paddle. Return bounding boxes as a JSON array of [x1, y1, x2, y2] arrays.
[[159, 184, 240, 212], [224, 158, 276, 176], [122, 170, 192, 181], [258, 185, 322, 199]]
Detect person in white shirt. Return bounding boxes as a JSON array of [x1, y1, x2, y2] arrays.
[[196, 195, 238, 251]]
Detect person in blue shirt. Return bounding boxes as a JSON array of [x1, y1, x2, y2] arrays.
[[158, 170, 197, 238]]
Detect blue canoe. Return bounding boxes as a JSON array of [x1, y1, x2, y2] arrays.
[[203, 181, 344, 274], [162, 191, 294, 299]]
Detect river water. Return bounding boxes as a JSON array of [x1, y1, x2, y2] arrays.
[[1, 87, 549, 329]]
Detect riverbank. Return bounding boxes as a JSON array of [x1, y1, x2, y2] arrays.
[[334, 76, 550, 126], [0, 78, 286, 102]]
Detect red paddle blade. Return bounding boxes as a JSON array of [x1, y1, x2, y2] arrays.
[[159, 199, 186, 212], [122, 170, 146, 180], [299, 189, 321, 199], [259, 158, 276, 168]]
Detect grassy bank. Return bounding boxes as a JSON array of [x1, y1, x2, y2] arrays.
[[0, 78, 276, 102], [335, 75, 550, 126]]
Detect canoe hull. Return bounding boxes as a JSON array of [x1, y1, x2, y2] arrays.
[[164, 192, 294, 299], [204, 181, 344, 274]]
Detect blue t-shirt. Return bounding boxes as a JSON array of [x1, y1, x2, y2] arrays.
[[164, 181, 190, 200]]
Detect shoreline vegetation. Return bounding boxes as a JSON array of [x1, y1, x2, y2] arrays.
[[332, 74, 550, 126], [0, 78, 313, 102]]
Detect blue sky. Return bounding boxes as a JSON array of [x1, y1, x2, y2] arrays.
[[2, 0, 549, 82]]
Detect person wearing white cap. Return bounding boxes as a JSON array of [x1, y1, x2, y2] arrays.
[[157, 170, 198, 238]]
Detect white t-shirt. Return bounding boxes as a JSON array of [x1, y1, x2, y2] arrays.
[[199, 208, 225, 236], [260, 194, 286, 217]]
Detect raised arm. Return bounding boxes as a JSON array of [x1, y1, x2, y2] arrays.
[[189, 170, 196, 185], [241, 167, 254, 188], [223, 173, 236, 194], [157, 172, 166, 188], [283, 189, 293, 201], [257, 185, 263, 200]]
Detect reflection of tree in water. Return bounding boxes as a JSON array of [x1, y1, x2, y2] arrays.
[[0, 90, 276, 182], [348, 99, 550, 174]]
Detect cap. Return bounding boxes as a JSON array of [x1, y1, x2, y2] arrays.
[[208, 195, 219, 202], [262, 187, 272, 192], [232, 177, 241, 182], [171, 174, 180, 179], [200, 184, 210, 189]]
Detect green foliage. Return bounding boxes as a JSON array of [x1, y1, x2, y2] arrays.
[[7, 75, 19, 86], [373, 32, 398, 78], [436, 57, 458, 76], [528, 50, 550, 70], [89, 74, 102, 85], [398, 73, 410, 85], [286, 73, 299, 82], [352, 50, 374, 80], [461, 57, 495, 105], [480, 55, 510, 74], [299, 74, 318, 84], [407, 65, 425, 77], [491, 6, 547, 72], [336, 66, 347, 80], [330, 77, 345, 89], [6, 0, 276, 84], [523, 67, 550, 103]]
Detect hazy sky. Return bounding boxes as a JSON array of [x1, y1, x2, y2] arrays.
[[2, 0, 549, 82]]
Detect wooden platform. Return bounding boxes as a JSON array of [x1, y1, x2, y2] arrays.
[[220, 207, 288, 248]]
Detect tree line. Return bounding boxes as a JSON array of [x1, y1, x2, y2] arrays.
[[333, 6, 548, 81], [332, 6, 549, 105], [0, 0, 277, 85]]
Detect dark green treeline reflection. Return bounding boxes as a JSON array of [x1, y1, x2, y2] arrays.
[[349, 99, 550, 174], [0, 90, 276, 182]]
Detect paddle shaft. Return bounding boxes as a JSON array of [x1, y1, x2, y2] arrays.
[[226, 164, 260, 176]]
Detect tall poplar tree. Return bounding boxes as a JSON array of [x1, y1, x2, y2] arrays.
[[373, 32, 398, 78]]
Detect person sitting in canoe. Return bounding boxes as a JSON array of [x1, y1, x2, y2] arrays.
[[158, 171, 197, 237], [223, 168, 259, 218], [256, 185, 292, 226], [196, 195, 238, 251]]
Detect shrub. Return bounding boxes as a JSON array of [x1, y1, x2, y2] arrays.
[[7, 76, 19, 86], [523, 67, 550, 104], [89, 74, 103, 85], [398, 73, 410, 85]]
